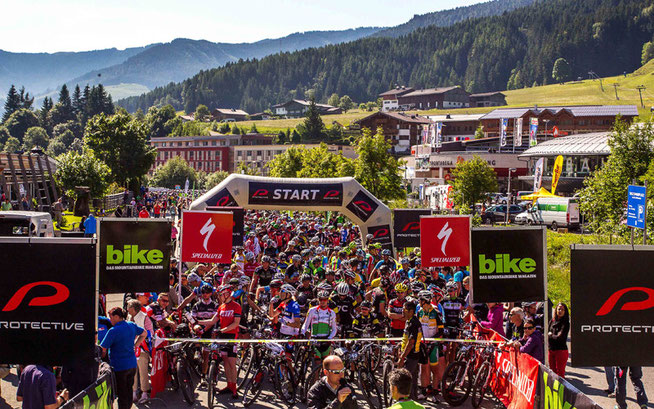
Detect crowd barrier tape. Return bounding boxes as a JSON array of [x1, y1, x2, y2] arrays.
[[155, 336, 504, 344]]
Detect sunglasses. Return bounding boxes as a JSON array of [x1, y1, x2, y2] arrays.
[[327, 368, 346, 374], [524, 326, 534, 330]]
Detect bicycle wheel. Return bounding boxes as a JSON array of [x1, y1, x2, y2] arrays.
[[381, 359, 395, 408], [357, 366, 383, 409], [471, 361, 492, 408], [207, 360, 218, 409], [242, 368, 267, 407], [236, 345, 254, 388], [176, 359, 196, 405], [274, 360, 297, 404], [441, 360, 471, 406], [366, 343, 383, 372], [302, 364, 322, 403]]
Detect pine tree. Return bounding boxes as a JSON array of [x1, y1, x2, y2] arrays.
[[39, 97, 53, 129], [72, 85, 83, 115], [18, 86, 34, 110], [300, 98, 325, 141], [2, 85, 21, 123], [58, 84, 72, 109]]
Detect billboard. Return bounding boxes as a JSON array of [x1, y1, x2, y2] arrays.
[[248, 181, 343, 206], [420, 216, 471, 267], [0, 238, 96, 365], [368, 224, 393, 251], [570, 245, 654, 366], [346, 190, 380, 223], [99, 219, 171, 293], [393, 209, 431, 248], [208, 206, 244, 246], [471, 227, 546, 303], [181, 210, 233, 263]]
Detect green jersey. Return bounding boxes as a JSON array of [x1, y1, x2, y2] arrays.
[[389, 400, 425, 409]]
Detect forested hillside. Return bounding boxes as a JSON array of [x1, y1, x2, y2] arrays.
[[118, 0, 654, 115]]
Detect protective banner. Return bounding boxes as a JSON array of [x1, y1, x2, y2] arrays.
[[99, 219, 171, 293], [533, 158, 545, 191], [530, 117, 539, 146], [536, 365, 603, 409], [420, 216, 471, 267], [248, 181, 343, 206], [0, 239, 96, 365], [181, 210, 232, 263], [471, 227, 546, 303], [491, 346, 539, 409], [368, 224, 393, 251], [551, 155, 564, 195], [500, 118, 508, 147], [208, 206, 244, 246], [514, 117, 523, 147], [570, 245, 654, 366], [205, 187, 238, 207], [393, 209, 431, 248], [346, 190, 379, 223], [62, 371, 114, 409]]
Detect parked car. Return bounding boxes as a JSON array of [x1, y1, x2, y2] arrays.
[[481, 204, 524, 224], [0, 211, 55, 237], [514, 197, 580, 230]]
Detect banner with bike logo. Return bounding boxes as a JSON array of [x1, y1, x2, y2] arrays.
[[0, 238, 96, 365], [61, 370, 114, 409], [181, 210, 233, 263], [393, 209, 431, 248], [98, 218, 171, 293], [570, 245, 654, 366], [368, 224, 393, 251], [471, 226, 546, 303], [535, 364, 602, 409]]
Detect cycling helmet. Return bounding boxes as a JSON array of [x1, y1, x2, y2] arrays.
[[446, 281, 458, 292], [312, 256, 322, 264], [360, 300, 372, 309], [301, 249, 311, 257], [245, 251, 255, 261], [389, 272, 402, 285], [301, 274, 312, 282], [280, 284, 297, 295], [381, 249, 391, 256], [310, 236, 320, 243], [187, 272, 201, 283], [432, 287, 446, 299], [344, 270, 356, 279], [334, 246, 342, 252], [400, 257, 410, 264], [336, 282, 350, 296], [239, 275, 251, 287], [200, 284, 214, 294], [229, 277, 240, 286], [218, 284, 232, 293], [291, 254, 301, 262], [270, 279, 283, 288], [273, 272, 285, 281], [261, 255, 271, 263], [317, 290, 330, 299], [356, 249, 365, 258], [418, 290, 432, 302], [395, 282, 408, 293], [411, 281, 425, 292], [279, 252, 288, 260], [366, 234, 374, 240]]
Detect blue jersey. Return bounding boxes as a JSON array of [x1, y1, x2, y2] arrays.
[[278, 300, 301, 336]]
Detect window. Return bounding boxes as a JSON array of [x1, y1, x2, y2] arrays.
[[212, 141, 217, 146], [177, 142, 182, 146], [161, 142, 166, 147], [203, 141, 208, 146], [194, 141, 199, 146], [257, 151, 262, 156]]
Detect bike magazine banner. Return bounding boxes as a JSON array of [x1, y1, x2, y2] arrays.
[[535, 364, 602, 409], [570, 245, 654, 366], [0, 238, 96, 365], [99, 218, 171, 293], [248, 181, 343, 206], [62, 370, 114, 409], [420, 215, 471, 268], [471, 227, 546, 303], [181, 210, 232, 263], [208, 206, 244, 246], [393, 209, 431, 248]]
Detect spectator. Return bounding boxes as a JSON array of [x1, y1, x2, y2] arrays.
[[1, 198, 12, 211], [138, 206, 150, 218], [397, 299, 422, 400], [480, 302, 505, 338], [505, 307, 525, 341], [615, 367, 648, 409], [21, 196, 30, 210], [100, 307, 146, 409], [388, 368, 425, 409], [83, 212, 96, 237], [126, 300, 153, 403], [16, 364, 69, 409], [508, 318, 544, 363], [548, 302, 570, 377], [306, 355, 358, 409]]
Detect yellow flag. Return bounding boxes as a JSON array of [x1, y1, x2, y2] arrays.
[[551, 155, 564, 194]]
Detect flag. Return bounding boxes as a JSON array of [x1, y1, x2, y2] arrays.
[[533, 158, 544, 191], [514, 117, 523, 147], [184, 178, 189, 195], [551, 155, 564, 194], [500, 118, 508, 147], [436, 122, 443, 148], [529, 117, 538, 147]]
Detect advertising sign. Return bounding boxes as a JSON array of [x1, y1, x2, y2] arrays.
[[551, 155, 564, 195], [248, 181, 343, 206], [490, 344, 540, 409], [205, 187, 238, 207], [500, 118, 508, 147], [536, 365, 602, 409], [393, 209, 431, 248], [367, 224, 393, 251], [62, 371, 114, 409], [420, 216, 471, 267], [570, 245, 654, 366], [208, 206, 244, 246], [0, 239, 96, 365], [436, 122, 443, 148], [346, 190, 379, 222], [533, 158, 545, 191], [529, 117, 539, 147], [627, 185, 647, 229], [99, 219, 171, 293], [471, 227, 546, 303], [181, 210, 232, 263], [514, 117, 523, 147]]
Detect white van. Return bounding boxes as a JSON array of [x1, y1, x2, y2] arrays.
[[515, 197, 580, 230], [0, 211, 55, 237]]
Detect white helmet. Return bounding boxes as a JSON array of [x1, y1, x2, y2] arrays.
[[280, 284, 297, 295], [336, 282, 350, 296]]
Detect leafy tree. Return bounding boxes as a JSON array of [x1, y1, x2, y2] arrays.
[[358, 103, 366, 111], [2, 85, 21, 123], [474, 126, 485, 139], [4, 108, 39, 142], [194, 104, 210, 122], [328, 93, 340, 107], [53, 121, 82, 142], [2, 136, 20, 153], [298, 98, 325, 141], [150, 156, 199, 188], [84, 112, 157, 187], [47, 138, 67, 157], [55, 149, 111, 197], [47, 103, 76, 131], [218, 123, 231, 134], [365, 101, 378, 111], [0, 127, 10, 145], [339, 95, 354, 112], [22, 127, 49, 151], [231, 124, 241, 135], [268, 146, 306, 177], [642, 41, 654, 65], [450, 155, 498, 212], [354, 127, 405, 202], [552, 57, 572, 83], [291, 129, 301, 143], [169, 120, 210, 137], [69, 138, 83, 153], [275, 130, 287, 144], [144, 106, 177, 138], [204, 170, 229, 189], [297, 144, 354, 178], [236, 161, 260, 175]]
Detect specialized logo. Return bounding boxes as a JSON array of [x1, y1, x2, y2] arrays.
[[106, 245, 164, 265], [401, 222, 420, 232], [200, 218, 216, 252], [437, 222, 452, 255], [2, 281, 69, 312], [595, 287, 654, 316]]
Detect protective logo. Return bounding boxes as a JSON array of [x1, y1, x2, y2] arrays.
[[2, 281, 70, 312]]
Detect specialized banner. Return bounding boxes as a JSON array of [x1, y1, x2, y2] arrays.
[[551, 155, 564, 195], [393, 209, 431, 248], [491, 345, 539, 409], [99, 219, 171, 293], [0, 239, 96, 365], [420, 216, 471, 267], [248, 181, 343, 206], [533, 158, 545, 192], [209, 206, 244, 246], [570, 246, 654, 366], [529, 117, 539, 146], [471, 227, 546, 303], [514, 117, 523, 147], [346, 190, 379, 223], [62, 371, 114, 409], [536, 365, 603, 409], [181, 210, 232, 263], [500, 118, 508, 147], [368, 224, 393, 251]]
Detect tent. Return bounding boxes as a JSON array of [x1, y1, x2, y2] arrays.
[[520, 187, 561, 201]]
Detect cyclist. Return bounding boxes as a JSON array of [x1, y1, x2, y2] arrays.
[[330, 282, 357, 337], [416, 290, 444, 400], [388, 283, 409, 338], [191, 284, 219, 382], [352, 301, 382, 338], [249, 255, 276, 293], [302, 290, 338, 360], [285, 254, 303, 284], [270, 284, 302, 340], [398, 299, 423, 400]]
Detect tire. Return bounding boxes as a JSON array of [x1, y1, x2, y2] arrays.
[[242, 368, 267, 407], [471, 361, 492, 408], [237, 346, 254, 388], [551, 221, 558, 231], [358, 367, 383, 409], [441, 360, 471, 406], [176, 359, 196, 405], [207, 360, 217, 409], [302, 364, 322, 403], [274, 360, 297, 404], [381, 359, 395, 407], [366, 344, 383, 372]]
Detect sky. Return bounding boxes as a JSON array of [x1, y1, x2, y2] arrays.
[[1, 0, 487, 53]]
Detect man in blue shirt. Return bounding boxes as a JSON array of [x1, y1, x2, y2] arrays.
[[100, 307, 146, 409], [17, 365, 69, 409], [83, 212, 96, 237]]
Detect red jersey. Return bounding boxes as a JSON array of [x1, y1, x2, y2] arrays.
[[218, 300, 242, 335], [243, 262, 259, 278]]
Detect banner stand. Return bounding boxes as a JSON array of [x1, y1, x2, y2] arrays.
[[542, 227, 549, 367]]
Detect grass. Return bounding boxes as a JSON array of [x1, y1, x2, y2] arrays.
[[236, 109, 374, 133], [105, 83, 150, 101]]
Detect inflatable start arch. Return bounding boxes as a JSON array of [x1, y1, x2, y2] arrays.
[[190, 174, 394, 249]]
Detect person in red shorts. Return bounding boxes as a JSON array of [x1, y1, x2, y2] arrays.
[[200, 285, 242, 399]]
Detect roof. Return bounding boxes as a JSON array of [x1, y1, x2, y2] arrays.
[[151, 134, 269, 142], [213, 108, 249, 116], [402, 86, 463, 97], [481, 105, 639, 120], [379, 87, 415, 97], [357, 111, 431, 125], [428, 114, 484, 122], [469, 91, 505, 98], [272, 99, 337, 109], [518, 132, 611, 157]]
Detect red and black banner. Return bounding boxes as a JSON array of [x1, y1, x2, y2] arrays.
[[205, 187, 238, 207], [208, 206, 244, 246], [368, 224, 393, 251], [0, 239, 96, 365], [248, 181, 343, 206], [571, 245, 654, 366], [393, 209, 431, 248], [99, 219, 171, 293], [346, 190, 379, 222]]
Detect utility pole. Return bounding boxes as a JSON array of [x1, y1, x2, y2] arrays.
[[613, 83, 620, 100], [505, 168, 516, 225], [637, 85, 646, 108]]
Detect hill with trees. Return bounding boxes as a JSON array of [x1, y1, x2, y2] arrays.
[[117, 0, 654, 115]]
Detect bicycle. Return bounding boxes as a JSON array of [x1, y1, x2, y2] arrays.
[[241, 341, 297, 407]]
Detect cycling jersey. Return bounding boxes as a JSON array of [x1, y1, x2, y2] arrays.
[[329, 295, 357, 327], [192, 299, 218, 320], [218, 300, 241, 336], [301, 305, 337, 339], [352, 312, 381, 337], [388, 298, 406, 330], [276, 299, 301, 336], [243, 261, 260, 278], [253, 266, 276, 287], [417, 305, 443, 338], [441, 296, 464, 329], [389, 400, 426, 409], [371, 288, 388, 315]]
